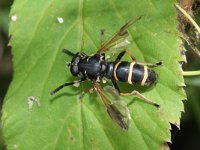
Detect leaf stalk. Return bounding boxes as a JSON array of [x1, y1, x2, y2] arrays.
[[182, 71, 200, 76]]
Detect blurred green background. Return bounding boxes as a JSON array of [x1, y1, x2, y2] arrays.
[[0, 0, 199, 149]]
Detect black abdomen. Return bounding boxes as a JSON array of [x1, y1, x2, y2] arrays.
[[115, 62, 130, 82], [131, 64, 144, 84], [110, 61, 157, 86]]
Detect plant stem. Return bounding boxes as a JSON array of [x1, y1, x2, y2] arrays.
[[182, 71, 200, 76], [175, 4, 200, 34]]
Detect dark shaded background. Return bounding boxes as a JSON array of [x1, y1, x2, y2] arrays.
[[0, 0, 200, 149]]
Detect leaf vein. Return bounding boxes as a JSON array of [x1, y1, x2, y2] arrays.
[[15, 0, 56, 67], [84, 104, 115, 150]]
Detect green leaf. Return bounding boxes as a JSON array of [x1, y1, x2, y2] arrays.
[[2, 0, 186, 149]]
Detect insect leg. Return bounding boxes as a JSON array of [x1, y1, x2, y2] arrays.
[[115, 50, 136, 62], [112, 80, 121, 92], [50, 77, 86, 95], [112, 80, 159, 107], [120, 90, 160, 107], [125, 50, 136, 61], [115, 51, 126, 62], [79, 81, 97, 100], [62, 48, 75, 57], [136, 61, 163, 68]]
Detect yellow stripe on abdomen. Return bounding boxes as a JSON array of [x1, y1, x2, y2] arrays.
[[128, 62, 135, 84], [141, 66, 148, 86], [113, 61, 121, 81]]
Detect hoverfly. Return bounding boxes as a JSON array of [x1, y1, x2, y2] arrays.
[[51, 16, 162, 131]]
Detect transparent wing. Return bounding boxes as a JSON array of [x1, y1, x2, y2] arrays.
[[97, 16, 143, 54], [106, 38, 131, 54], [94, 83, 131, 131]]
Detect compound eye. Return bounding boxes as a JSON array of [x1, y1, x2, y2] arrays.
[[74, 56, 80, 64], [70, 55, 81, 76], [70, 65, 78, 76]]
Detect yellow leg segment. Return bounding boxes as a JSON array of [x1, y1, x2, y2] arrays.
[[120, 90, 160, 108]]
